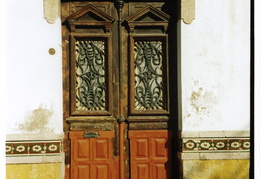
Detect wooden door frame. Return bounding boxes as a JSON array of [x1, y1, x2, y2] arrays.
[[61, 0, 180, 178]]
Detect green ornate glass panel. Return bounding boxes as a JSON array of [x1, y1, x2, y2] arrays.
[[134, 40, 165, 110], [75, 38, 106, 111]]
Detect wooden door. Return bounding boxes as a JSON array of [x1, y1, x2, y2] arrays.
[[61, 1, 175, 178]]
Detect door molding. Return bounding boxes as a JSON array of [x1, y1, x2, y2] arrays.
[[61, 1, 178, 178]]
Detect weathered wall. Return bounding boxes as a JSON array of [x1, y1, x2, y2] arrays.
[[178, 0, 250, 131], [6, 0, 62, 135], [3, 0, 252, 178], [178, 0, 251, 178], [5, 0, 63, 178], [182, 159, 249, 179], [6, 163, 61, 179], [1, 0, 7, 177]]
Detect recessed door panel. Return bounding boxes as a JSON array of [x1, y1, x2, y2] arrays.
[[129, 130, 171, 179], [154, 163, 167, 179], [137, 163, 150, 179], [95, 164, 109, 179], [77, 165, 90, 179], [70, 131, 115, 179]]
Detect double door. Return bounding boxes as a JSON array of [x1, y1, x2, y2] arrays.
[[61, 1, 175, 178]]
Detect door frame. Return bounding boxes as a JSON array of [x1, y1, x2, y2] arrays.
[[61, 1, 180, 178]]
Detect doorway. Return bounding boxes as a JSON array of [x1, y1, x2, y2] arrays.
[[61, 1, 177, 178]]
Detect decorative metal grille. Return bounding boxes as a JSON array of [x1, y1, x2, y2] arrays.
[[134, 40, 164, 110], [75, 38, 106, 111]]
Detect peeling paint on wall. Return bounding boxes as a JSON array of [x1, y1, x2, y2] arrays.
[[184, 80, 222, 129], [190, 87, 215, 113], [19, 104, 54, 132], [190, 87, 216, 114]]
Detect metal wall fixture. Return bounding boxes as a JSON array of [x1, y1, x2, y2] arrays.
[[49, 48, 56, 55]]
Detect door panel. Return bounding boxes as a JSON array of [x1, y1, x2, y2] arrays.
[[61, 1, 174, 178], [129, 130, 171, 179], [70, 131, 116, 179]]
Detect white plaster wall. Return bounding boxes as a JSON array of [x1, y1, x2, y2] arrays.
[[5, 0, 250, 133], [1, 0, 7, 177], [6, 0, 62, 134], [179, 0, 250, 131]]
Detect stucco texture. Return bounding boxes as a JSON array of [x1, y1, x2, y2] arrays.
[[6, 163, 61, 179], [183, 159, 249, 179]]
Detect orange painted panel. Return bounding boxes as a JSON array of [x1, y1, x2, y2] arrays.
[[154, 163, 166, 179], [136, 138, 149, 159], [129, 130, 172, 179], [95, 164, 109, 179], [137, 163, 150, 179], [77, 165, 90, 179], [154, 138, 167, 158], [94, 139, 108, 159], [70, 131, 116, 179], [78, 139, 90, 159]]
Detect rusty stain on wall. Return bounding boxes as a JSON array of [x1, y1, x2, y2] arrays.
[[190, 87, 216, 114], [19, 104, 54, 132], [184, 81, 222, 128]]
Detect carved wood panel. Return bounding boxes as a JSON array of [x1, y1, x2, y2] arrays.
[[129, 130, 172, 179], [70, 131, 117, 179], [62, 1, 174, 178]]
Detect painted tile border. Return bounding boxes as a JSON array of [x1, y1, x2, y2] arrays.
[[178, 130, 250, 153], [6, 140, 62, 157], [180, 137, 250, 152], [178, 131, 250, 159]]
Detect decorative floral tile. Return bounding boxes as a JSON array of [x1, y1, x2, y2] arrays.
[[6, 143, 13, 154], [181, 138, 250, 152], [46, 142, 60, 154], [6, 140, 62, 156], [229, 139, 240, 150], [13, 143, 29, 155], [213, 140, 228, 150], [183, 140, 197, 151], [199, 140, 212, 150], [240, 139, 250, 150], [29, 142, 45, 154]]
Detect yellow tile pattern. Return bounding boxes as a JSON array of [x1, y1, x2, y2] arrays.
[[6, 163, 61, 179], [183, 159, 250, 179]]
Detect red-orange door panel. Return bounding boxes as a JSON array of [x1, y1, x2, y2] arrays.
[[129, 130, 172, 179], [70, 131, 117, 179]]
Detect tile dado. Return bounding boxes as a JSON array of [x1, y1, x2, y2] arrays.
[[180, 138, 250, 152], [6, 140, 62, 156]]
